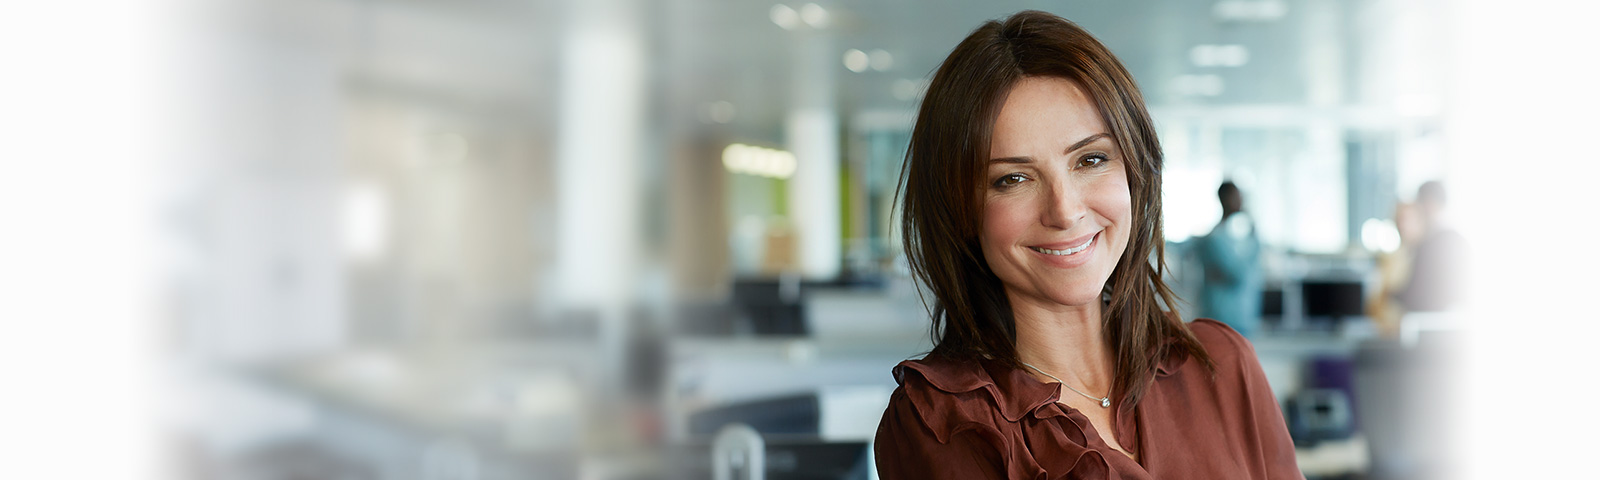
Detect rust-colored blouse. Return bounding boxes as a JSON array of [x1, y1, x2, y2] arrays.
[[874, 319, 1303, 479]]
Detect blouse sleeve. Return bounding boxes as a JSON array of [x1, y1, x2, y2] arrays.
[[873, 389, 1007, 480]]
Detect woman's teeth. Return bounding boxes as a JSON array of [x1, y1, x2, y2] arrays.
[[1030, 236, 1094, 256]]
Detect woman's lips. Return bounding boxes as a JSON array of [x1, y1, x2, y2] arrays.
[[1026, 232, 1099, 268], [1029, 232, 1097, 256]]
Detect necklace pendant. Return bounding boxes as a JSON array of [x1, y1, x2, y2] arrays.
[[1100, 397, 1111, 408]]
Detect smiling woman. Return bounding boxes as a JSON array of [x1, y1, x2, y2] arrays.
[[876, 10, 1302, 479], [981, 78, 1131, 316]]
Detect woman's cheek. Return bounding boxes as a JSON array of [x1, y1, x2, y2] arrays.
[[983, 195, 1033, 243]]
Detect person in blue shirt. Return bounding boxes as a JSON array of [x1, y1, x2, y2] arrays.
[[1196, 181, 1263, 337]]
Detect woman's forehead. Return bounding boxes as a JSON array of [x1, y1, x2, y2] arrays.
[[988, 77, 1111, 160]]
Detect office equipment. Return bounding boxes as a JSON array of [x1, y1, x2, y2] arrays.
[[1305, 355, 1358, 425], [1284, 388, 1354, 447], [690, 394, 820, 436], [1260, 288, 1285, 331], [675, 301, 742, 335], [713, 424, 765, 480], [686, 395, 874, 480], [672, 437, 871, 480], [1301, 280, 1365, 327], [1261, 288, 1284, 317], [674, 345, 893, 480], [731, 276, 808, 335], [688, 387, 892, 439]]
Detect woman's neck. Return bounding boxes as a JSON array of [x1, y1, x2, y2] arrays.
[[1010, 296, 1115, 391]]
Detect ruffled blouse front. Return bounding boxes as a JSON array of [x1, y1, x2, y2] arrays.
[[873, 319, 1303, 479]]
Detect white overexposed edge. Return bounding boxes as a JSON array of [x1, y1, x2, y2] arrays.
[[0, 1, 170, 479], [1449, 1, 1600, 478]]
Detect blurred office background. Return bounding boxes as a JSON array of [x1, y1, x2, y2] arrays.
[[5, 0, 1600, 479]]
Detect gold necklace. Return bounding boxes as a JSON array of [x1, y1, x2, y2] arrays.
[[1021, 362, 1111, 408]]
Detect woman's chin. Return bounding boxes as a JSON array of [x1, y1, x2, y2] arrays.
[[1017, 288, 1105, 310], [1049, 293, 1104, 308]]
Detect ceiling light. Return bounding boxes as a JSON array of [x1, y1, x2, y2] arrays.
[[1213, 0, 1287, 22], [1190, 44, 1250, 67], [868, 49, 893, 71], [843, 49, 869, 73], [770, 4, 799, 30], [800, 3, 829, 28], [723, 143, 797, 179], [343, 183, 389, 260]]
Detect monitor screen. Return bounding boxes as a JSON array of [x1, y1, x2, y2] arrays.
[[1261, 289, 1284, 317], [1301, 280, 1365, 319]]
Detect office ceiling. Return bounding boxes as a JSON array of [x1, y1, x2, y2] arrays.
[[327, 0, 1406, 144], [652, 0, 1375, 141]]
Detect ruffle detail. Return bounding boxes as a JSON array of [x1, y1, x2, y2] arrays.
[[893, 357, 1059, 424], [883, 356, 1150, 478], [1052, 448, 1115, 480]]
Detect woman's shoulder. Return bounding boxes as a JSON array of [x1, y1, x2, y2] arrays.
[[1177, 318, 1273, 394], [887, 356, 1004, 425], [885, 355, 1059, 433], [891, 355, 991, 394], [881, 357, 1001, 446], [1185, 317, 1255, 364]]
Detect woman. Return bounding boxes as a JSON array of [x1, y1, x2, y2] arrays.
[[874, 11, 1301, 479]]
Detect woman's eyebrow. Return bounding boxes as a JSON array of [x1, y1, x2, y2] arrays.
[[988, 133, 1111, 165], [1064, 133, 1111, 154], [988, 156, 1033, 165]]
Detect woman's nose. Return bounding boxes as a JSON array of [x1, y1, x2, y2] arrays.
[[1040, 179, 1087, 229]]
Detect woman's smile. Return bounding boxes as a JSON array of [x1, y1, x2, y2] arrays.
[[1026, 232, 1099, 267], [1028, 231, 1097, 256]]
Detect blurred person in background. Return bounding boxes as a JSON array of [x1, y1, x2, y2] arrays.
[[1195, 181, 1263, 338], [1368, 202, 1422, 336], [1397, 180, 1466, 313], [874, 11, 1301, 479]]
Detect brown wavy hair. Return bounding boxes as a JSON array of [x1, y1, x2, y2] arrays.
[[897, 10, 1214, 407]]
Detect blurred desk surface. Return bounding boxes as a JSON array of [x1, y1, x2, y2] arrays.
[[1295, 435, 1370, 477], [1252, 331, 1368, 357]]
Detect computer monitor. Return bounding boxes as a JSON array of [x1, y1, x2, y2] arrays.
[[730, 277, 808, 335], [1261, 288, 1284, 317], [1301, 280, 1365, 321]]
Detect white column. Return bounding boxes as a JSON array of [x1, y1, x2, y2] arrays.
[[1299, 0, 1348, 253], [555, 0, 643, 377], [786, 31, 841, 280]]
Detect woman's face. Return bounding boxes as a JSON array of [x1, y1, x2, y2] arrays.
[[980, 76, 1132, 311]]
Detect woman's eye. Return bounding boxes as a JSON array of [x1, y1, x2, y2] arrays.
[[1078, 154, 1108, 168], [993, 174, 1027, 188]]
